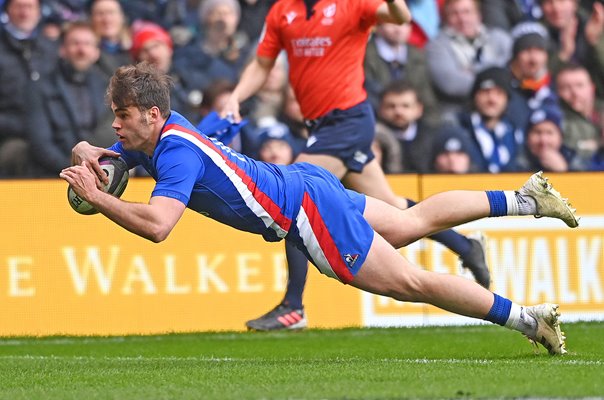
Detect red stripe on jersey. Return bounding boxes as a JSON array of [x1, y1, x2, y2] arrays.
[[301, 192, 353, 283], [162, 124, 292, 232]]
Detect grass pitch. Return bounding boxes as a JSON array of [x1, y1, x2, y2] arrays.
[[0, 322, 602, 399]]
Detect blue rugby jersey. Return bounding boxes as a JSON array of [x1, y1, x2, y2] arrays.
[[108, 111, 304, 242]]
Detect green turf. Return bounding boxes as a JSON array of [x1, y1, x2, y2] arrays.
[[0, 322, 602, 399]]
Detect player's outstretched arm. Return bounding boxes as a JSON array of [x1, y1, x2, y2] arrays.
[[221, 56, 276, 122], [60, 163, 186, 242], [71, 141, 121, 188]]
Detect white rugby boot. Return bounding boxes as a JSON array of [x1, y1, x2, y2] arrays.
[[524, 303, 567, 355], [518, 171, 579, 228]]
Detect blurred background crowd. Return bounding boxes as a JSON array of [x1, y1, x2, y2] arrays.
[[1, 0, 604, 178]]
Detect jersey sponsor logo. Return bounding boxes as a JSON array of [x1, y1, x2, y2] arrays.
[[344, 253, 359, 268], [286, 11, 297, 25], [322, 3, 336, 25], [291, 37, 332, 57]]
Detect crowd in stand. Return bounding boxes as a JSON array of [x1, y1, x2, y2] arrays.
[[1, 0, 604, 178]]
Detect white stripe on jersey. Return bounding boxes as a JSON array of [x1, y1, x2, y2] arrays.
[[161, 128, 288, 238], [295, 206, 338, 280]]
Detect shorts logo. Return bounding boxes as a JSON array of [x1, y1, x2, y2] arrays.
[[353, 150, 368, 164], [344, 253, 359, 268], [306, 136, 318, 148]]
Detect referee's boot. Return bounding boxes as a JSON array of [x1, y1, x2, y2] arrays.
[[459, 232, 491, 289], [245, 302, 307, 331]]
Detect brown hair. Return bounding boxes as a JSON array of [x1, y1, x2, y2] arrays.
[[106, 62, 172, 118]]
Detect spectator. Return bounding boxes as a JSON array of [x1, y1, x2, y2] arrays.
[[539, 0, 604, 97], [239, 0, 277, 44], [40, 0, 89, 40], [245, 52, 289, 128], [456, 67, 523, 173], [507, 22, 562, 131], [516, 107, 585, 171], [131, 21, 203, 121], [426, 0, 512, 117], [555, 63, 602, 160], [364, 22, 439, 123], [481, 0, 542, 30], [256, 122, 296, 165], [89, 0, 133, 78], [375, 81, 439, 173], [431, 125, 477, 174], [589, 125, 604, 170], [171, 0, 246, 106], [173, 0, 248, 85], [371, 122, 404, 174], [24, 21, 113, 177], [0, 0, 59, 177]]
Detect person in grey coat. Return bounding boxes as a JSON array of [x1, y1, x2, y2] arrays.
[[426, 0, 512, 118], [0, 0, 59, 177], [25, 21, 114, 177]]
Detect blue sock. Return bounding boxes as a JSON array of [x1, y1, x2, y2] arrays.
[[485, 293, 512, 326], [406, 198, 472, 257], [283, 240, 308, 310], [485, 191, 507, 217]]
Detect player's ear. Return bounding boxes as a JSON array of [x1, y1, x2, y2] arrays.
[[148, 106, 161, 124]]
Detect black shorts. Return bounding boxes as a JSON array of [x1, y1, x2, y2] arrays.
[[302, 100, 376, 173]]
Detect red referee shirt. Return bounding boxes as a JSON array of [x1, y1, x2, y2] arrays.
[[257, 0, 383, 120]]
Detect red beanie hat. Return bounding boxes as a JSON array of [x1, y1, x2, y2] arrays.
[[131, 22, 173, 60]]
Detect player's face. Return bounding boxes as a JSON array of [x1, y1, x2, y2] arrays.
[[474, 87, 508, 119], [556, 69, 594, 116], [379, 91, 423, 129], [527, 121, 563, 155], [111, 103, 154, 151]]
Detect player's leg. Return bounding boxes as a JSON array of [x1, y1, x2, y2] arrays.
[[350, 232, 567, 355], [341, 159, 408, 209], [363, 172, 579, 249], [342, 159, 490, 287]]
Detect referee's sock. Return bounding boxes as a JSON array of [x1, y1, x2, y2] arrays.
[[282, 240, 308, 310], [485, 191, 537, 217]]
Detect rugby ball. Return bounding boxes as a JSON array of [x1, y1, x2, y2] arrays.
[[67, 156, 129, 215]]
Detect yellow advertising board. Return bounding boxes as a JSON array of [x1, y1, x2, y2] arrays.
[[0, 173, 602, 336]]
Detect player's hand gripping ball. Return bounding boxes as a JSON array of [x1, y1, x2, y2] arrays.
[[67, 156, 129, 215]]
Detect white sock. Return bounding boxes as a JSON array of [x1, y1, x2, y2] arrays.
[[504, 303, 536, 336], [504, 191, 537, 216]]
